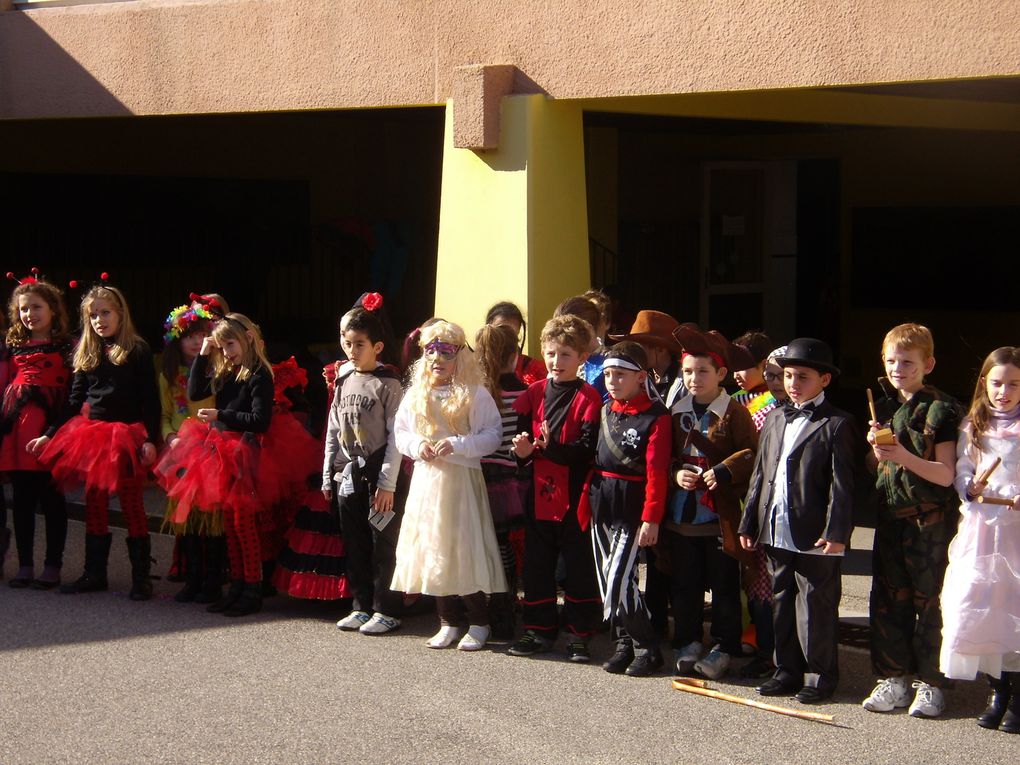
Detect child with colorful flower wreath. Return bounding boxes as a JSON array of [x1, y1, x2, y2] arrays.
[[158, 301, 225, 603]]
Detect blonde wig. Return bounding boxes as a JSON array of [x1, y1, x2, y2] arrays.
[[405, 320, 483, 440]]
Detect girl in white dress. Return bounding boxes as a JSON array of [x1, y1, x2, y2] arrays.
[[943, 346, 1020, 734], [392, 320, 507, 651]]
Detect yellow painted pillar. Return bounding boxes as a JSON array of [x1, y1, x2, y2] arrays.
[[434, 94, 590, 355]]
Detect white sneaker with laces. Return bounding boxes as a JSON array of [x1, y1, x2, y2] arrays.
[[359, 613, 401, 635], [457, 625, 491, 652], [674, 641, 703, 675], [693, 645, 730, 680], [336, 610, 371, 631], [426, 625, 464, 649], [908, 681, 945, 718], [862, 677, 912, 712]]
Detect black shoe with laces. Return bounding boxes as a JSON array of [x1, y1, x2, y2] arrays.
[[566, 640, 590, 663], [507, 632, 551, 657], [603, 646, 635, 674], [625, 650, 664, 677]]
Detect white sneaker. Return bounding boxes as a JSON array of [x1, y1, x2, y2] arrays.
[[908, 681, 946, 718], [457, 625, 490, 652], [359, 613, 401, 635], [426, 626, 464, 649], [862, 677, 912, 712], [693, 645, 731, 680], [336, 610, 371, 631], [674, 641, 703, 675]]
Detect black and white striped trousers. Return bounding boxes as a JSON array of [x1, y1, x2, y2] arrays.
[[591, 518, 657, 655]]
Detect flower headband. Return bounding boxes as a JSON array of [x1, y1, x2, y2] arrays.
[[163, 304, 213, 345]]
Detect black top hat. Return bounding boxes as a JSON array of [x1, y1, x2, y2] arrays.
[[775, 338, 840, 377]]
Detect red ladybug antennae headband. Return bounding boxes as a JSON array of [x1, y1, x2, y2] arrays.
[[6, 267, 41, 285], [67, 271, 111, 290]]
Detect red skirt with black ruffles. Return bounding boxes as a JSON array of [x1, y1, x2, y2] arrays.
[[40, 415, 147, 495], [271, 490, 350, 600], [154, 419, 261, 526]]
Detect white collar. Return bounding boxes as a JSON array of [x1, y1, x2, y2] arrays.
[[795, 390, 826, 410], [676, 389, 731, 420]]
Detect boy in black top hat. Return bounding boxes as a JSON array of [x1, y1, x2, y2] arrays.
[[738, 338, 856, 704]]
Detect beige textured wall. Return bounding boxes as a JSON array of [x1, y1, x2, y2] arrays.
[[1, 0, 1019, 119]]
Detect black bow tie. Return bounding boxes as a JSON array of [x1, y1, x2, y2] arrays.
[[784, 403, 816, 422]]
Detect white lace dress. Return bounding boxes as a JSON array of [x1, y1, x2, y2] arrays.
[[390, 385, 508, 597], [940, 417, 1020, 679]]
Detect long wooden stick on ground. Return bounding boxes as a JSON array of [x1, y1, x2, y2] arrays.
[[671, 678, 844, 727]]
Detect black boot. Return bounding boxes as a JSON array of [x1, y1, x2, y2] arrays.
[[977, 673, 1011, 730], [207, 579, 244, 613], [1001, 673, 1020, 734], [261, 559, 278, 598], [224, 582, 263, 617], [488, 592, 516, 641], [174, 534, 204, 603], [60, 533, 111, 594], [194, 536, 224, 604], [126, 536, 153, 601]]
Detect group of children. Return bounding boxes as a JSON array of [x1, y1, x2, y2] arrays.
[[0, 273, 1017, 735]]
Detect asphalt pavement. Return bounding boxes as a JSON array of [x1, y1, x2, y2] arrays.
[[0, 521, 1016, 765]]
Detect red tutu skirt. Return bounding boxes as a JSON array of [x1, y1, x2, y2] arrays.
[[41, 415, 147, 495], [154, 419, 261, 525], [256, 412, 322, 508], [272, 490, 350, 600]]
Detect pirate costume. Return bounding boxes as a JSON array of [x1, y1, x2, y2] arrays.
[[581, 347, 672, 675], [509, 373, 603, 659]]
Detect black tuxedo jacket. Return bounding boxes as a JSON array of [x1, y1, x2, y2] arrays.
[[739, 399, 857, 550]]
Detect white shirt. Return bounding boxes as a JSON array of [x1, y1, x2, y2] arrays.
[[765, 391, 843, 557]]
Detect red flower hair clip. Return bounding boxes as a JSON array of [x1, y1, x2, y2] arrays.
[[362, 292, 383, 312]]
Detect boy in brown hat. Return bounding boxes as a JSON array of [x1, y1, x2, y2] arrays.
[[666, 325, 759, 679], [610, 310, 688, 409]]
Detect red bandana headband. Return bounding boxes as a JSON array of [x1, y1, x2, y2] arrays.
[[681, 350, 726, 369]]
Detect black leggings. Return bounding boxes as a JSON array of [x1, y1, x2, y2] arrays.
[[11, 471, 67, 569]]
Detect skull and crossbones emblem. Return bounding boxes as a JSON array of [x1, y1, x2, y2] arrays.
[[621, 428, 641, 449]]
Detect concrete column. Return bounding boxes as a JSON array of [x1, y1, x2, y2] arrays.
[[434, 94, 590, 354]]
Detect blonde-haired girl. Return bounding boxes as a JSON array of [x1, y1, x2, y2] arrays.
[[392, 320, 507, 651], [942, 346, 1020, 733], [33, 281, 161, 601], [155, 312, 275, 617]]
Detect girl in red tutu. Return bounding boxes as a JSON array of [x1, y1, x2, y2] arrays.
[[31, 280, 161, 601], [156, 312, 274, 617], [1, 273, 73, 589]]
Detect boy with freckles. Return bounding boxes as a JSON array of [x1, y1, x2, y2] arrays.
[[861, 323, 962, 719], [739, 338, 856, 704]]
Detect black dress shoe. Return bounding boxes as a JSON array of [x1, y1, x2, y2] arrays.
[[757, 677, 799, 697], [30, 578, 59, 591], [603, 647, 635, 674], [625, 651, 665, 677], [8, 576, 32, 589], [795, 685, 835, 704]]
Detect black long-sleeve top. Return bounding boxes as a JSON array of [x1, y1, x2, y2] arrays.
[[188, 355, 273, 434], [47, 341, 161, 443]]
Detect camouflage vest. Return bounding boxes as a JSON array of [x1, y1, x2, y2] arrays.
[[875, 384, 962, 511]]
